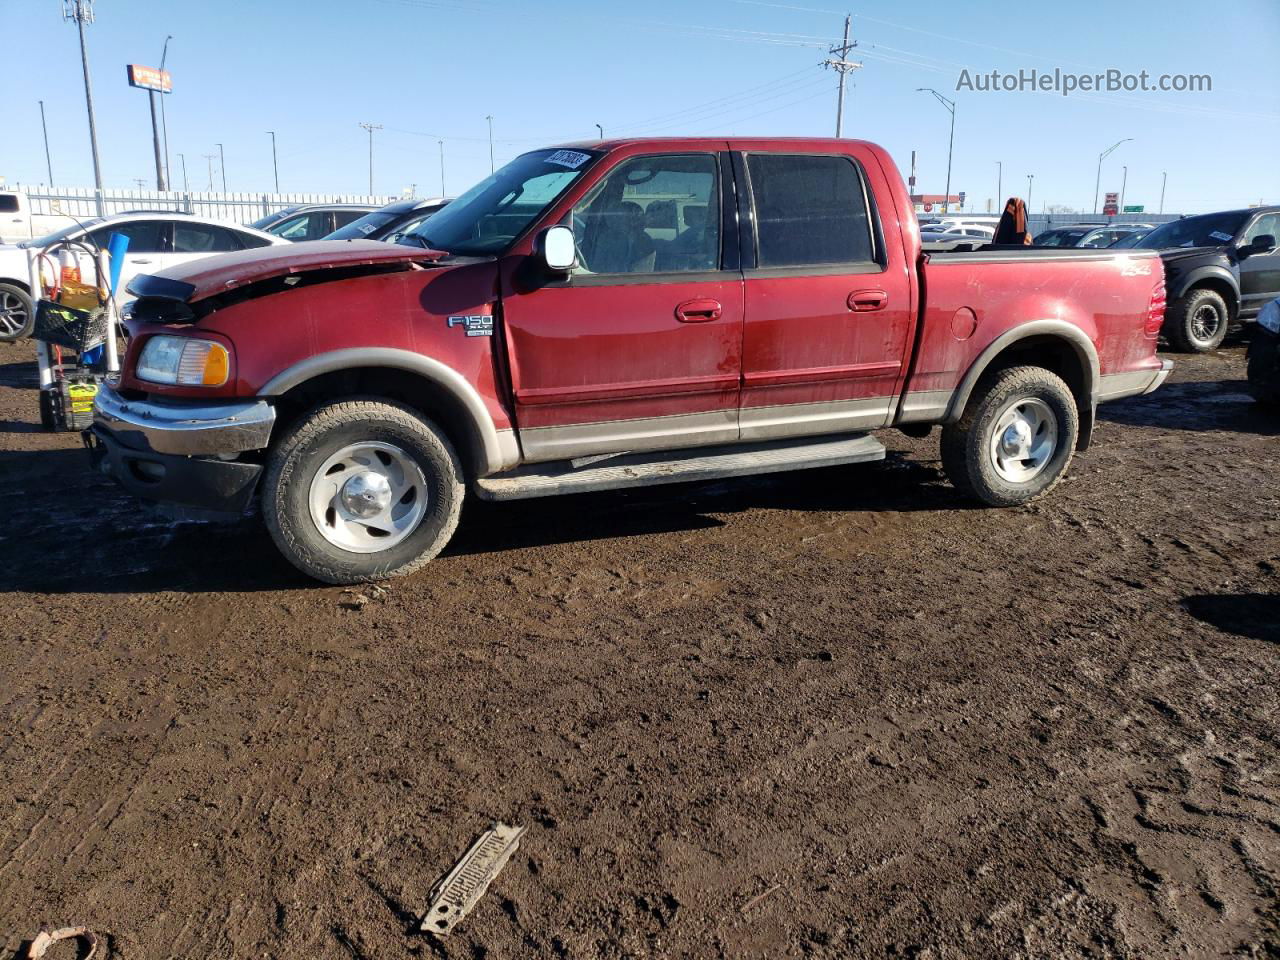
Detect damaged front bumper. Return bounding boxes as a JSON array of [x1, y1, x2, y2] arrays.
[[87, 383, 275, 514]]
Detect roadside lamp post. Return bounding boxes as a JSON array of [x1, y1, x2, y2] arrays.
[[917, 88, 955, 214], [595, 123, 604, 140], [996, 160, 1002, 208], [268, 131, 279, 192], [177, 152, 189, 192], [1093, 138, 1132, 214], [1120, 165, 1128, 213], [1159, 171, 1167, 214], [217, 142, 227, 191], [1026, 174, 1034, 212]]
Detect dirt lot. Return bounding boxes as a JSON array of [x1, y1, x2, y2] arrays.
[[0, 336, 1276, 959]]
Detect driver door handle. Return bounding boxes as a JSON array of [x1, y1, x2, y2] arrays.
[[675, 298, 722, 323], [848, 289, 888, 312], [131, 258, 154, 265]]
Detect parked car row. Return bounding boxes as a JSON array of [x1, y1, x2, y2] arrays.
[[0, 198, 453, 341]]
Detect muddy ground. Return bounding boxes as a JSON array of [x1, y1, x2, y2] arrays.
[[0, 336, 1276, 959]]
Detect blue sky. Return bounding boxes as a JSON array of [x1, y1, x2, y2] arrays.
[[3, 0, 1277, 214]]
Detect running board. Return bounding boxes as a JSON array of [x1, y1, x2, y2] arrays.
[[473, 434, 886, 501]]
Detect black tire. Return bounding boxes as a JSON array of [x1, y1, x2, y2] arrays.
[[941, 365, 1079, 507], [262, 398, 464, 584], [1165, 287, 1229, 353], [0, 282, 34, 342]]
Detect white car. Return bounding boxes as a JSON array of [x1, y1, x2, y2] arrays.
[[0, 212, 285, 342]]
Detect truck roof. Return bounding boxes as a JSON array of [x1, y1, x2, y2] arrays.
[[549, 136, 882, 152]]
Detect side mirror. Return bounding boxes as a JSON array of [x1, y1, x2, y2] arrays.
[[1249, 233, 1276, 255], [536, 225, 577, 274]]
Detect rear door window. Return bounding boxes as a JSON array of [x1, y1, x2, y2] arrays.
[[0, 195, 19, 213], [88, 219, 166, 253], [172, 222, 241, 253], [746, 154, 875, 268]]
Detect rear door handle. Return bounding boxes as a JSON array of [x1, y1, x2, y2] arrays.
[[675, 298, 722, 323], [131, 258, 154, 265], [848, 289, 889, 312]]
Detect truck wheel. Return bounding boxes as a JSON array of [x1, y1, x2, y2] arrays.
[[1165, 287, 1229, 353], [941, 365, 1079, 507], [262, 398, 464, 584], [0, 283, 34, 342]]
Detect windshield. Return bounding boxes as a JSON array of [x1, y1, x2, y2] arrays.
[[397, 148, 598, 255], [324, 210, 403, 241], [21, 218, 103, 248], [1129, 211, 1250, 249], [1109, 230, 1150, 248]]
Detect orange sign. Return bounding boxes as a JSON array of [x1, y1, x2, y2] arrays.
[[126, 64, 172, 93]]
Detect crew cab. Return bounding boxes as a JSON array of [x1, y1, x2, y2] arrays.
[[89, 138, 1171, 584], [1114, 207, 1280, 352]]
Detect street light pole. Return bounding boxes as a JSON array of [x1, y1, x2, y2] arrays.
[[1093, 138, 1133, 214], [595, 123, 604, 140], [268, 131, 279, 192], [177, 152, 189, 192], [358, 122, 382, 195], [64, 0, 105, 215], [1120, 165, 1128, 213], [38, 100, 55, 185], [486, 115, 494, 175], [996, 160, 1001, 208], [1026, 174, 1034, 212], [439, 139, 445, 196], [917, 88, 955, 214], [203, 153, 215, 191], [216, 143, 227, 191], [1159, 171, 1167, 214]]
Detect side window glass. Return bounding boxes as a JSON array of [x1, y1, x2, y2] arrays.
[[271, 214, 312, 240], [89, 220, 164, 253], [1243, 214, 1279, 247], [173, 223, 238, 253], [571, 154, 719, 276], [747, 154, 875, 268], [332, 210, 364, 230]]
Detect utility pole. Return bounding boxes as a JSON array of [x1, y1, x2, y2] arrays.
[[1026, 174, 1034, 212], [917, 88, 955, 213], [1159, 171, 1167, 214], [216, 142, 226, 191], [133, 178, 146, 189], [1093, 138, 1132, 214], [38, 100, 55, 185], [825, 14, 862, 136], [203, 153, 216, 191], [159, 36, 173, 188], [1119, 165, 1128, 213], [439, 139, 445, 196], [996, 160, 1002, 206], [268, 131, 279, 192], [486, 115, 494, 174], [359, 122, 382, 195], [178, 152, 189, 192], [64, 0, 104, 215]]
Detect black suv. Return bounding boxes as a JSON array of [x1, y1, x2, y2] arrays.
[[1116, 207, 1280, 352]]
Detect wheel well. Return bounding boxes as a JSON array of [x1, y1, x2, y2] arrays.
[[1, 278, 31, 295], [270, 367, 484, 477], [967, 334, 1094, 449], [1181, 279, 1238, 319]]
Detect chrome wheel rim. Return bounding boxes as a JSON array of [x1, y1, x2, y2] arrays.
[[307, 441, 428, 553], [1190, 304, 1221, 344], [989, 397, 1058, 484], [0, 291, 27, 337]]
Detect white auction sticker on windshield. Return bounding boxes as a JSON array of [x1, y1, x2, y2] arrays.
[[546, 150, 591, 169], [1208, 230, 1233, 242], [359, 223, 376, 234]]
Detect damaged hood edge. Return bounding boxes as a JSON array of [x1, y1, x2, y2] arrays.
[[125, 239, 451, 304]]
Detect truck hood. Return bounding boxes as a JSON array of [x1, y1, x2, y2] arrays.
[[126, 239, 450, 304]]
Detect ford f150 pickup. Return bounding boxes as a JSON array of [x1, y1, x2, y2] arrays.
[[90, 137, 1171, 584]]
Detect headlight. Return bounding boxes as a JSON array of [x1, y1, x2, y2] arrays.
[[136, 335, 230, 387]]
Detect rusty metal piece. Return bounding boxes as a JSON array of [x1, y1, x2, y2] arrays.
[[420, 822, 526, 936], [26, 925, 98, 959]]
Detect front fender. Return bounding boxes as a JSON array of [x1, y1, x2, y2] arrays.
[[260, 347, 519, 475], [1169, 263, 1238, 305]]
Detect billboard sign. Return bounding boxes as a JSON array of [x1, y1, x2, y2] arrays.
[[126, 64, 172, 93], [1103, 191, 1119, 216]]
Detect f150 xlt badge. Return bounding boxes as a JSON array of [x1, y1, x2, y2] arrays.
[[447, 315, 494, 337]]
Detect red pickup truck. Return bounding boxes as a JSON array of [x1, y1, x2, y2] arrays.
[[91, 137, 1170, 584]]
